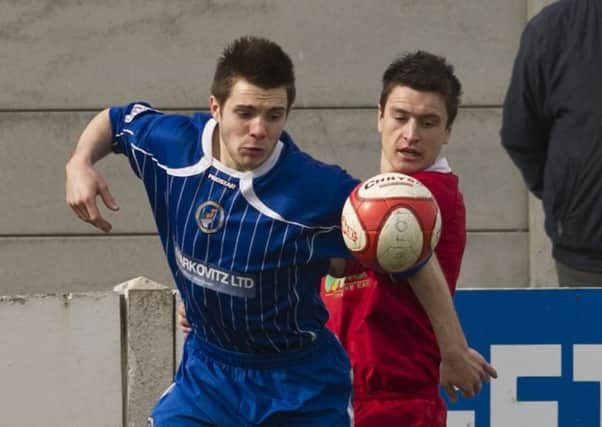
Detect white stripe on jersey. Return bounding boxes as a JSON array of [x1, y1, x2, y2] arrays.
[[290, 241, 316, 346], [245, 212, 262, 347], [213, 185, 236, 348], [128, 142, 213, 177], [153, 161, 158, 219], [273, 226, 289, 348], [229, 202, 249, 335], [259, 269, 281, 353], [259, 220, 281, 352], [239, 178, 339, 232], [129, 145, 144, 177]]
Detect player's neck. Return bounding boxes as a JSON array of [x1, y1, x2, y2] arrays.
[[211, 125, 221, 162]]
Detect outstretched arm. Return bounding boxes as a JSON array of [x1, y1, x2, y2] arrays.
[[65, 109, 119, 232], [407, 255, 498, 402]]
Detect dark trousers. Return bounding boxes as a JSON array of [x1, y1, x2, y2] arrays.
[[556, 261, 602, 287]]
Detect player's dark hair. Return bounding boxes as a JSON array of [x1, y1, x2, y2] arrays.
[[212, 36, 296, 111], [379, 51, 462, 128]]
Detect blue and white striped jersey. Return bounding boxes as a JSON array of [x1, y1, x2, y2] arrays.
[[110, 102, 359, 353]]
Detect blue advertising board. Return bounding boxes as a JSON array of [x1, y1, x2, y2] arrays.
[[445, 289, 602, 427]]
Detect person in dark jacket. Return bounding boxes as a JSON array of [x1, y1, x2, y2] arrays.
[[501, 0, 602, 286]]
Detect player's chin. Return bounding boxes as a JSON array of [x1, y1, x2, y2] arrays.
[[393, 160, 422, 175], [239, 155, 268, 170], [247, 147, 270, 157]]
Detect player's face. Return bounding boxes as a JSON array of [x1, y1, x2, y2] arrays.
[[210, 79, 288, 172], [378, 85, 450, 174]]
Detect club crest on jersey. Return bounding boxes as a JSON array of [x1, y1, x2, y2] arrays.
[[195, 201, 225, 234]]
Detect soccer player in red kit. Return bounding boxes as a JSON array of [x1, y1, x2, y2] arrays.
[[322, 51, 492, 426]]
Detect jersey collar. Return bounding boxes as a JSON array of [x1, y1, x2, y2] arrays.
[[202, 118, 284, 179], [425, 157, 452, 173]]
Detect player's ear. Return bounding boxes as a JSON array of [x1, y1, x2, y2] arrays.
[[209, 96, 221, 121], [377, 104, 384, 133], [442, 126, 451, 145], [285, 103, 294, 118]]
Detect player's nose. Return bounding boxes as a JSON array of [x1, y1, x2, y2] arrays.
[[403, 119, 420, 142], [249, 117, 267, 139]]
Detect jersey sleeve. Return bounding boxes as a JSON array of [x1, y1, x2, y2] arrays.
[[109, 102, 203, 178], [108, 102, 165, 178], [309, 166, 360, 260], [109, 102, 164, 154]]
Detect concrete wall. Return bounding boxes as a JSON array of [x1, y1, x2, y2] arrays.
[[0, 291, 122, 427], [0, 278, 176, 427], [0, 0, 559, 298]]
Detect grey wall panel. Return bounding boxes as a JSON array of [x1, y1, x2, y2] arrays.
[[443, 108, 528, 231], [1, 108, 525, 234], [286, 109, 381, 180], [0, 236, 174, 295], [0, 232, 528, 295], [458, 232, 529, 288], [0, 111, 156, 234], [529, 195, 558, 287], [528, 0, 557, 18], [1, 0, 524, 109]]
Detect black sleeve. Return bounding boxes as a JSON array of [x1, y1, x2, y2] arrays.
[[500, 19, 552, 199]]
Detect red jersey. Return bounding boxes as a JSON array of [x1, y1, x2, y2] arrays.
[[322, 167, 466, 402]]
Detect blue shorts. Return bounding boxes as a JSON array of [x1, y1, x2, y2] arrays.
[[148, 329, 353, 426]]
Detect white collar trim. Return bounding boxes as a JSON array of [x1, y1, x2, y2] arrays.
[[202, 118, 283, 179], [425, 157, 452, 173]]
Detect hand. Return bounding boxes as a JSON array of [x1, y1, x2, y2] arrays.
[[440, 347, 498, 403], [328, 257, 347, 277], [177, 303, 191, 334], [65, 161, 119, 232]]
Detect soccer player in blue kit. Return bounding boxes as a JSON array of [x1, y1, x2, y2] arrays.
[[66, 36, 494, 426], [66, 36, 357, 426]]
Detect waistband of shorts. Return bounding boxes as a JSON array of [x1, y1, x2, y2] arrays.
[[186, 328, 337, 369]]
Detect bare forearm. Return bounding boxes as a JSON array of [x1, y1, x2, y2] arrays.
[[67, 109, 114, 167], [408, 256, 467, 357], [408, 256, 497, 399], [65, 108, 118, 232]]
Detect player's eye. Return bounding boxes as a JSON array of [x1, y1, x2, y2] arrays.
[[235, 109, 254, 119], [421, 118, 439, 128], [266, 110, 285, 121]]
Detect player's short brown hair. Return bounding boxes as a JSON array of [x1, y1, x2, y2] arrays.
[[211, 36, 296, 111]]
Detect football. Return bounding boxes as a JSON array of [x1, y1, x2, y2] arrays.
[[341, 172, 441, 273]]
